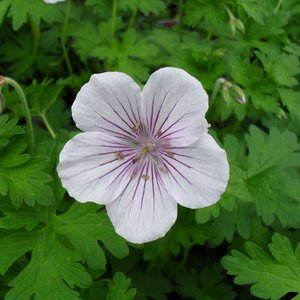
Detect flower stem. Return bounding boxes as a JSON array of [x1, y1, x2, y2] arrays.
[[111, 0, 117, 37], [274, 0, 283, 13], [29, 18, 40, 72], [5, 77, 35, 154], [127, 0, 140, 31], [61, 0, 73, 76], [210, 77, 226, 105], [41, 113, 56, 139]]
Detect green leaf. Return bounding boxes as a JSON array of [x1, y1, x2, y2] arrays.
[[222, 233, 300, 300], [256, 51, 300, 87], [53, 202, 129, 271], [279, 88, 300, 120], [207, 204, 252, 247], [106, 272, 136, 300], [229, 56, 281, 115], [92, 29, 159, 81], [246, 126, 300, 227], [119, 0, 166, 16], [0, 230, 39, 275], [236, 0, 272, 24], [25, 80, 65, 116], [7, 0, 63, 30], [5, 231, 92, 300], [175, 265, 236, 300], [0, 115, 23, 149], [144, 211, 213, 263], [0, 138, 55, 208], [0, 200, 41, 231], [0, 0, 11, 27], [131, 270, 171, 300], [138, 0, 166, 16]]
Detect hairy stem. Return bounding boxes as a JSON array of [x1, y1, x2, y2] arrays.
[[210, 77, 226, 105], [274, 0, 283, 13], [5, 77, 35, 154], [127, 0, 140, 31], [41, 113, 57, 139]]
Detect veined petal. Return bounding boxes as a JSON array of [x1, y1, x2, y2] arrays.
[[106, 161, 178, 243], [57, 132, 140, 204], [72, 72, 141, 139], [161, 133, 229, 208], [141, 67, 208, 146]]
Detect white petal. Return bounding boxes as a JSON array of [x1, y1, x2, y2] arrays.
[[57, 132, 141, 204], [161, 133, 229, 208], [43, 0, 65, 3], [106, 161, 178, 243], [141, 67, 209, 146], [72, 72, 141, 139]]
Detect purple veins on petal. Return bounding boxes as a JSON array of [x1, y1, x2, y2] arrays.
[[58, 67, 229, 244]]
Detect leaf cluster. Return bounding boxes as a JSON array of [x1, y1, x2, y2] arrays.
[[0, 0, 300, 299]]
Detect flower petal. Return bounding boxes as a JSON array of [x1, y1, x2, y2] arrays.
[[57, 132, 141, 204], [72, 72, 141, 139], [106, 161, 178, 243], [161, 133, 229, 208], [141, 67, 208, 146]]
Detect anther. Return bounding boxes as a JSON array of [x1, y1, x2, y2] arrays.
[[132, 121, 140, 133], [166, 152, 174, 157], [131, 171, 137, 179], [159, 167, 167, 173], [142, 175, 149, 180], [161, 138, 170, 145], [115, 151, 124, 160], [156, 129, 162, 137]]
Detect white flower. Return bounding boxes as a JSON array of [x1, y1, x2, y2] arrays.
[[43, 0, 65, 3], [57, 67, 229, 244]]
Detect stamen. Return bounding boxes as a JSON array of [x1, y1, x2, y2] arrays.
[[131, 171, 137, 179], [159, 167, 167, 173], [156, 129, 162, 137], [161, 138, 170, 145], [132, 121, 140, 133], [115, 151, 124, 160], [166, 152, 174, 157], [141, 174, 149, 180]]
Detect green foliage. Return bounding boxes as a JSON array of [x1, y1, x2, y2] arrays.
[[0, 0, 300, 299], [175, 265, 236, 300], [0, 136, 55, 208], [106, 272, 136, 300], [222, 233, 300, 300], [0, 202, 128, 300], [1, 0, 62, 30]]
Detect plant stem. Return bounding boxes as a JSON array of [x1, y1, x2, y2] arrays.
[[5, 77, 35, 154], [127, 0, 140, 31], [28, 18, 40, 72], [210, 77, 226, 105], [274, 0, 283, 14], [41, 113, 56, 139], [61, 0, 73, 76], [111, 0, 117, 37]]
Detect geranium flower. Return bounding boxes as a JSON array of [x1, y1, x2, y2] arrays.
[[57, 67, 229, 243]]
